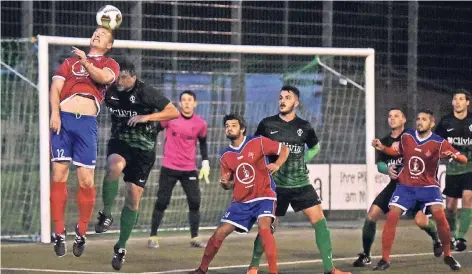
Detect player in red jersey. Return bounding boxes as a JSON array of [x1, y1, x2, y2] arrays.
[[188, 114, 289, 274], [371, 109, 468, 271], [49, 26, 120, 257]]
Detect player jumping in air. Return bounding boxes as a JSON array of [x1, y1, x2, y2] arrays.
[[372, 109, 467, 271], [93, 61, 179, 270], [50, 26, 119, 257], [148, 90, 210, 248], [435, 90, 472, 252], [188, 114, 289, 274], [353, 108, 442, 267], [248, 85, 350, 274]]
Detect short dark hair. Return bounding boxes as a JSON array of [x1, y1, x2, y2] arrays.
[[418, 108, 435, 121], [223, 113, 246, 135], [418, 108, 434, 116], [180, 90, 197, 101], [118, 60, 136, 76], [388, 107, 406, 118], [280, 85, 300, 98], [453, 89, 471, 101]]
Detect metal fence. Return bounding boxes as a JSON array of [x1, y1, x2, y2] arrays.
[[2, 1, 471, 136], [1, 1, 471, 238]]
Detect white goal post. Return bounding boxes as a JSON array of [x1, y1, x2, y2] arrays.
[[37, 35, 375, 244]]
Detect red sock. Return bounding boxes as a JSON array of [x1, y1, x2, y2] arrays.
[[76, 186, 96, 236], [50, 181, 67, 235], [259, 228, 278, 274], [382, 210, 401, 262], [199, 233, 225, 271], [432, 209, 451, 256]]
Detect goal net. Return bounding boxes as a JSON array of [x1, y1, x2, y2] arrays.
[[0, 37, 375, 242]]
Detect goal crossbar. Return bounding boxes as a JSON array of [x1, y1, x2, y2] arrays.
[[37, 35, 375, 243]]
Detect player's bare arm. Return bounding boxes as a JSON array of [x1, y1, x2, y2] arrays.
[[71, 46, 115, 84], [127, 102, 179, 127], [49, 78, 65, 134], [267, 144, 289, 174], [219, 172, 233, 190], [372, 138, 402, 157], [391, 141, 400, 152], [371, 138, 385, 151], [442, 151, 468, 164]]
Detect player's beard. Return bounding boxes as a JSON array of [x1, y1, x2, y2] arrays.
[[416, 127, 428, 134], [226, 132, 239, 141], [279, 103, 295, 115]]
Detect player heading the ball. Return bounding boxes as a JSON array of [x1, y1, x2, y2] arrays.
[[188, 114, 289, 274], [49, 26, 119, 258]]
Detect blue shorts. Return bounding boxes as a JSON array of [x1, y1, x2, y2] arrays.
[[389, 184, 443, 215], [221, 199, 276, 234], [50, 111, 98, 169]]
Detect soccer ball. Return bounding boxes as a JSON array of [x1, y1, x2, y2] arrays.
[[96, 5, 122, 30]]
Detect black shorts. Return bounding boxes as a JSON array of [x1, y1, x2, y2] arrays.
[[275, 185, 321, 216], [372, 180, 423, 215], [156, 166, 201, 208], [443, 172, 472, 199], [107, 139, 156, 187]]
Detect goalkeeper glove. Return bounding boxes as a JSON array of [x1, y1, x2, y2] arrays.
[[199, 160, 210, 184]]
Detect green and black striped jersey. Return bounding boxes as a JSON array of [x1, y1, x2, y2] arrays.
[[255, 114, 319, 188], [105, 80, 170, 151]]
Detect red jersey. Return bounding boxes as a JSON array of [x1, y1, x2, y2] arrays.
[[397, 129, 460, 187], [52, 55, 119, 110], [220, 136, 282, 203]]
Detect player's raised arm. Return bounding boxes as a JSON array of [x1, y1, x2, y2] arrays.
[[71, 28, 119, 84], [144, 87, 179, 121], [372, 138, 402, 157], [77, 52, 117, 84], [146, 102, 179, 122], [127, 88, 179, 126], [381, 146, 402, 157], [71, 45, 118, 85], [441, 141, 468, 164]]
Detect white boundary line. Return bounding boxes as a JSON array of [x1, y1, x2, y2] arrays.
[[2, 250, 471, 273]]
